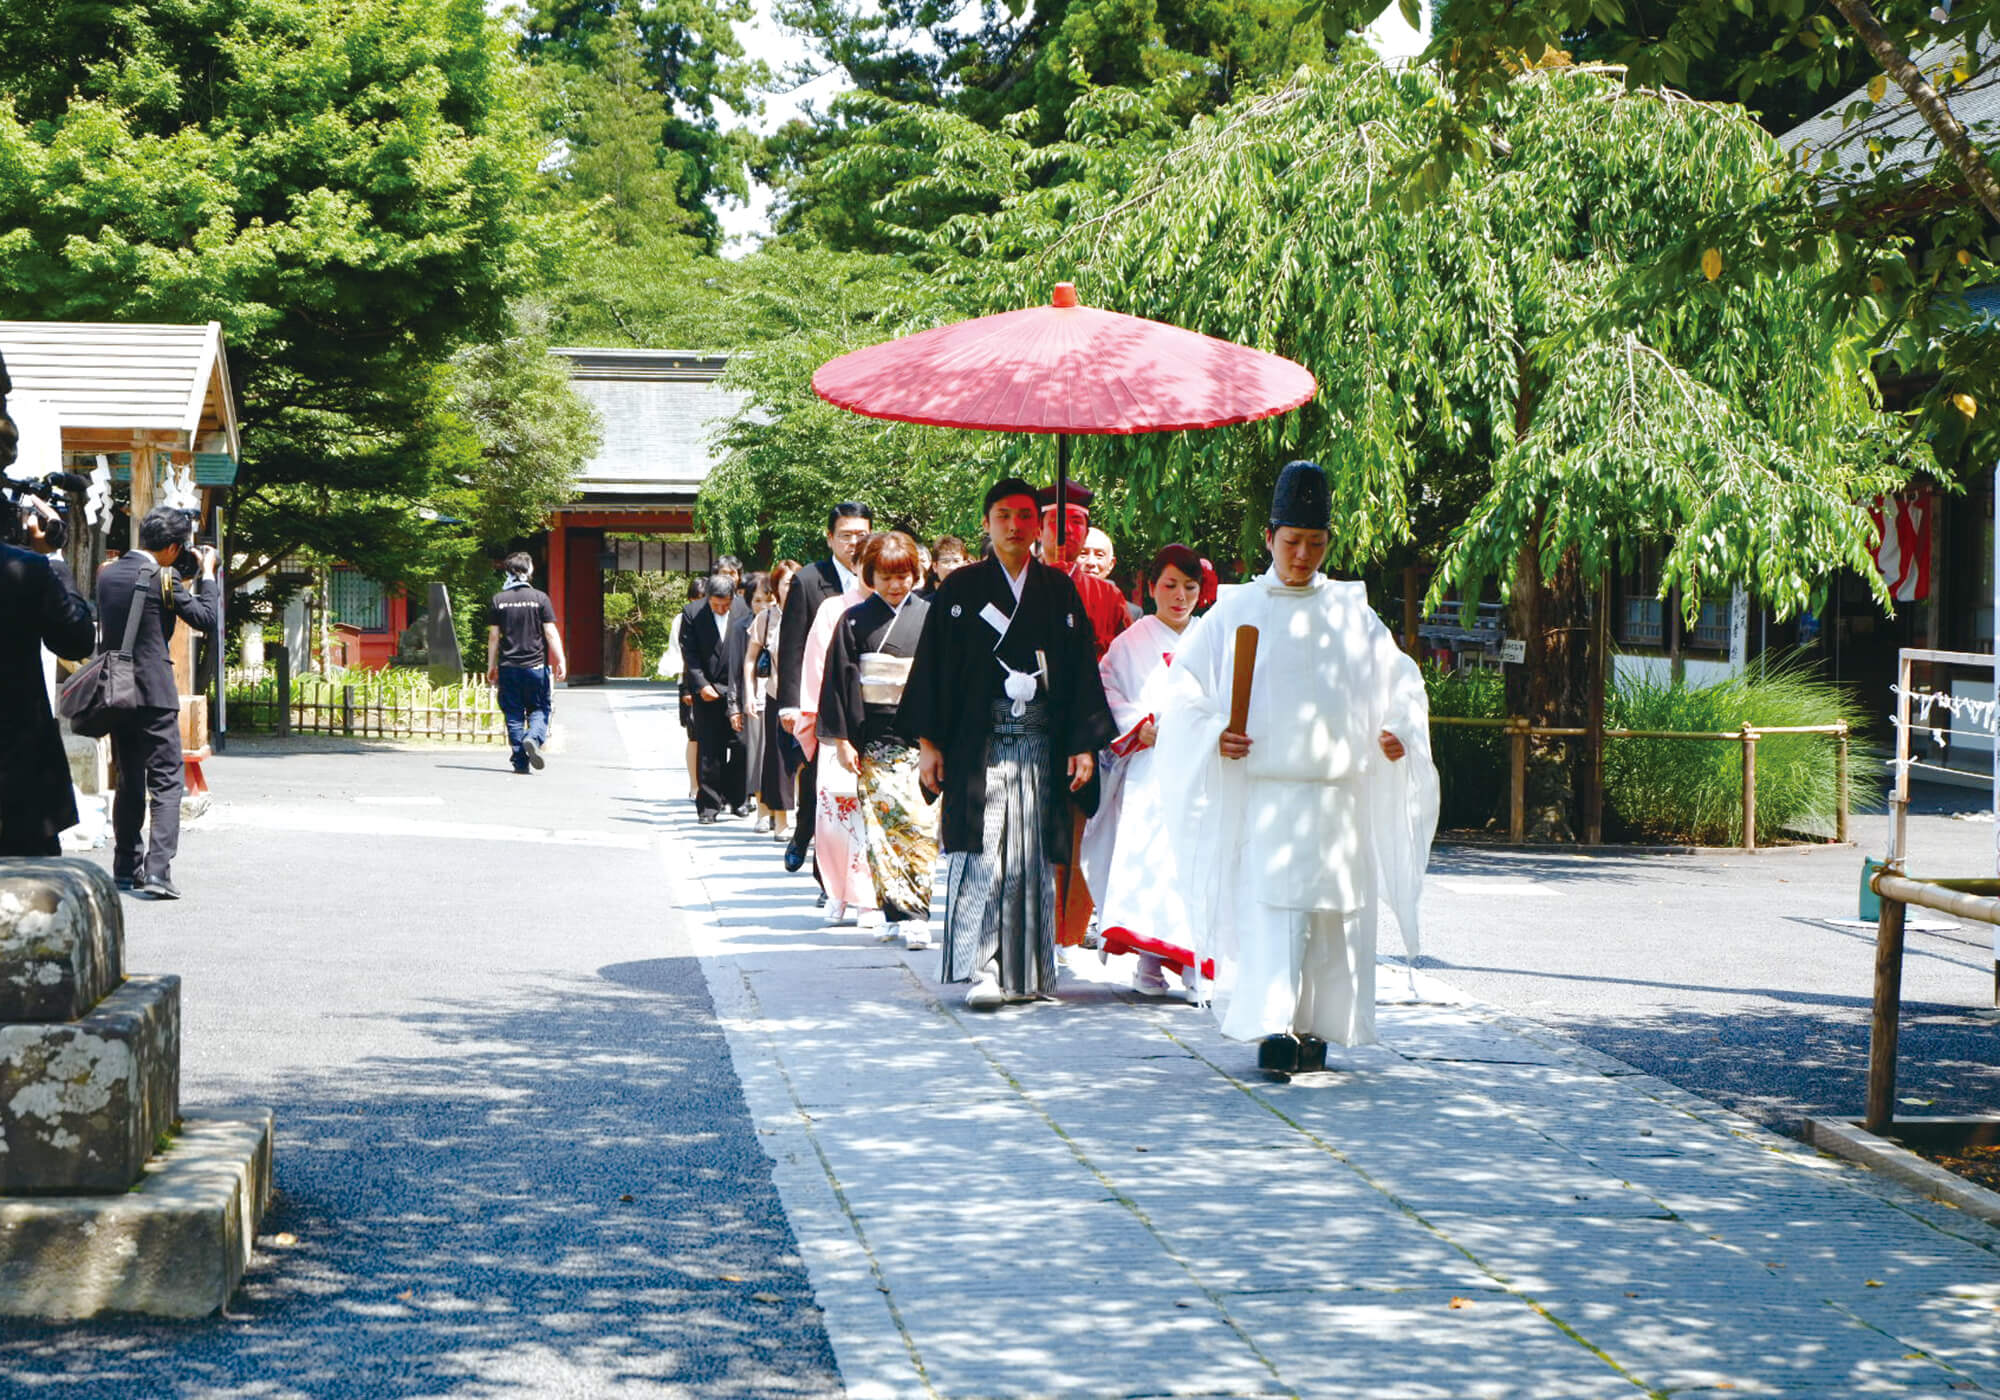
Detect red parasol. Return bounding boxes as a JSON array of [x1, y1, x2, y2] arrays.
[[811, 283, 1316, 544]]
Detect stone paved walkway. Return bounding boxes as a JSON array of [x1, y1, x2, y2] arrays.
[[614, 696, 2000, 1400]]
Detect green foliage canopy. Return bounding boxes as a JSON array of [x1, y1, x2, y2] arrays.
[[0, 0, 571, 590], [934, 54, 1916, 625]]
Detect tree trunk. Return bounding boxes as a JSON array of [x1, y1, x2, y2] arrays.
[[1828, 0, 2000, 228], [1505, 534, 1591, 842]]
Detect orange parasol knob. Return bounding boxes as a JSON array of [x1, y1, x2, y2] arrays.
[[1051, 283, 1080, 308]]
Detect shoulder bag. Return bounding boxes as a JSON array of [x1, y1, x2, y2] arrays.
[[58, 561, 159, 738]]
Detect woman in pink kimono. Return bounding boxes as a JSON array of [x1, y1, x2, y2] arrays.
[[795, 537, 879, 926], [1080, 544, 1206, 993]]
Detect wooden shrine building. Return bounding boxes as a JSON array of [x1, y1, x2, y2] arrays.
[[541, 348, 744, 683]]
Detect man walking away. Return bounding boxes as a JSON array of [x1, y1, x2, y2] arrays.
[[777, 501, 873, 871], [486, 552, 567, 776], [682, 573, 738, 823], [96, 506, 219, 899]]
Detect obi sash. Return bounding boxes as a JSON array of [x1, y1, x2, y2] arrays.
[[859, 652, 914, 707]]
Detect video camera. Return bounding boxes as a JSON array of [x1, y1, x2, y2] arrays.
[[0, 470, 84, 553]]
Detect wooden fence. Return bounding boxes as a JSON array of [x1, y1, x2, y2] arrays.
[[227, 650, 503, 743], [1431, 715, 1850, 851]]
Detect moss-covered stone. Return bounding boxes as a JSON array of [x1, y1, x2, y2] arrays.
[[0, 859, 123, 1023], [0, 976, 179, 1193]]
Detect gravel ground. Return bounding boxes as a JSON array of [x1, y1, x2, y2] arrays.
[[1419, 784, 2000, 1131], [0, 685, 841, 1399]]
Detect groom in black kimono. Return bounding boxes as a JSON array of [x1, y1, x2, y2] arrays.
[[903, 477, 1115, 1008]]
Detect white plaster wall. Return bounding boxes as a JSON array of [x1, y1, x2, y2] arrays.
[[1612, 654, 1742, 690]]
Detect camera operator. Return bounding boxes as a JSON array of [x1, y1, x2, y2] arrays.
[[1, 493, 98, 856], [96, 506, 218, 899]]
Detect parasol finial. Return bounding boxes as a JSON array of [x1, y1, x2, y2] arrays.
[[1051, 283, 1079, 308]]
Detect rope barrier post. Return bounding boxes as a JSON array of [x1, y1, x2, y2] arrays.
[[1740, 723, 1758, 853], [1508, 718, 1527, 843], [1865, 883, 1907, 1135], [1836, 725, 1850, 845]]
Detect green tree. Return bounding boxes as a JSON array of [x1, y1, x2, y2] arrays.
[[1420, 0, 2000, 458], [435, 321, 602, 553], [517, 0, 760, 247], [921, 51, 1916, 836], [761, 0, 1340, 250], [697, 247, 996, 558], [0, 0, 561, 591]]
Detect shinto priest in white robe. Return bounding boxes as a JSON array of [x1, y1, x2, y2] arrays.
[[1153, 569, 1439, 1045]]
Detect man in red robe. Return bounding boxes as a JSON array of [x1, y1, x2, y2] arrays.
[[1036, 483, 1130, 948], [1036, 485, 1129, 661]]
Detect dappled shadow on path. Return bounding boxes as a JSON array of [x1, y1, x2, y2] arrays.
[[0, 959, 840, 1400], [1488, 994, 2000, 1128]]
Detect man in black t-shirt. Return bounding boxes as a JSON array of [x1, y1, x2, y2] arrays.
[[485, 552, 569, 774]]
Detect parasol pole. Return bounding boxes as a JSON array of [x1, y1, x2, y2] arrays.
[[1057, 433, 1070, 550]]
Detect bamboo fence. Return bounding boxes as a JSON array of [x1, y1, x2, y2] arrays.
[[1429, 714, 1850, 851]]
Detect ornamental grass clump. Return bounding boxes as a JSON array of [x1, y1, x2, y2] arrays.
[[1604, 655, 1864, 846]]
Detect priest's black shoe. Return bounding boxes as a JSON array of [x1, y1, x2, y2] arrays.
[[1257, 1034, 1302, 1076]]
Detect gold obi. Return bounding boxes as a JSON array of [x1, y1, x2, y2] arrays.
[[859, 652, 913, 707]]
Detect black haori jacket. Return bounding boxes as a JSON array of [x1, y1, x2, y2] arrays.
[[900, 555, 1116, 854]]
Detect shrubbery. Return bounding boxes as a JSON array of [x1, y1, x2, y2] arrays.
[[1423, 655, 1861, 845]]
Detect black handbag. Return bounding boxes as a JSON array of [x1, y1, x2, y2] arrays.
[[58, 561, 158, 738]]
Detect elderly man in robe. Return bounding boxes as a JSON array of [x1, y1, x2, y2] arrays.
[[1037, 485, 1129, 659], [1154, 460, 1439, 1076]]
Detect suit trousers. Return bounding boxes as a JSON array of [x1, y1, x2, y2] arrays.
[[790, 752, 819, 849], [690, 696, 733, 818], [111, 706, 184, 883]]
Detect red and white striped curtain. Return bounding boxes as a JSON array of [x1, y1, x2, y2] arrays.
[[1867, 490, 1933, 603]]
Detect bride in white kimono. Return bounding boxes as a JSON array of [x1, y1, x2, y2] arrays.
[[1079, 545, 1206, 994], [1153, 461, 1439, 1075]]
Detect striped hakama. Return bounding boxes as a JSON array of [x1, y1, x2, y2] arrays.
[[942, 700, 1060, 996]]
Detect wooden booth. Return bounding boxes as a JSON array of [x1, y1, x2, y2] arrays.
[[0, 319, 241, 751]]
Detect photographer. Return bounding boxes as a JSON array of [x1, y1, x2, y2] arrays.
[[96, 506, 218, 899], [1, 488, 98, 857]]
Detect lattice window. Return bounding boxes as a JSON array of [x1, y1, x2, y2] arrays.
[[328, 569, 387, 632]]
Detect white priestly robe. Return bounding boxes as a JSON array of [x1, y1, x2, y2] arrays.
[[1154, 569, 1439, 1045], [1079, 615, 1194, 946]]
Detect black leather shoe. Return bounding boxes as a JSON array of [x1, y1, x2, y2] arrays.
[[1257, 1034, 1301, 1076], [114, 876, 138, 892], [139, 878, 182, 901], [697, 812, 719, 825], [782, 842, 806, 873]]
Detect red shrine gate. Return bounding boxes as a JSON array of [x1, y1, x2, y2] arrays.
[[538, 349, 744, 684]]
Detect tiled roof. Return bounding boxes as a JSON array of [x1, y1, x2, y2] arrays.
[[0, 319, 238, 456], [551, 348, 748, 499], [1780, 36, 2000, 187]]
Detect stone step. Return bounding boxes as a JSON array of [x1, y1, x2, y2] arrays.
[[0, 975, 178, 1193], [0, 1115, 273, 1319], [0, 858, 122, 1022]]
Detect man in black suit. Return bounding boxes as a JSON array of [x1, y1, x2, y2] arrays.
[[680, 573, 739, 824], [96, 506, 219, 899], [776, 501, 872, 871], [712, 554, 755, 815], [0, 494, 97, 856]]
